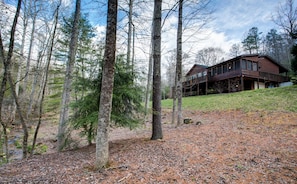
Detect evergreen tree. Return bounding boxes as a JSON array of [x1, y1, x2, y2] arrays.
[[242, 27, 262, 54], [70, 55, 143, 145]]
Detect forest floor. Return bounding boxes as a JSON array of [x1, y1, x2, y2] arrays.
[[0, 109, 297, 183]]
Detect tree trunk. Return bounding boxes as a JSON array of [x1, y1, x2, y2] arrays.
[[57, 0, 81, 151], [8, 70, 29, 159], [95, 0, 118, 169], [126, 0, 133, 67], [12, 0, 29, 121], [26, 51, 41, 119], [175, 0, 183, 127], [171, 85, 176, 124], [0, 36, 9, 161], [24, 2, 38, 92], [144, 34, 153, 116], [151, 0, 163, 140], [0, 0, 28, 159], [31, 2, 60, 156]]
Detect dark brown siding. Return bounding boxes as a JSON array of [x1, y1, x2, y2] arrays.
[[186, 65, 207, 77], [258, 58, 279, 74]]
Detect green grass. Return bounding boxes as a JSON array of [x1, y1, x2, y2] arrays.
[[162, 85, 297, 112]]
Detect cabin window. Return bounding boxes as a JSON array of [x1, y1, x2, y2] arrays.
[[198, 72, 202, 77], [241, 59, 247, 69], [235, 60, 240, 70], [247, 60, 252, 70], [223, 64, 227, 73], [252, 62, 258, 71], [203, 71, 207, 76], [217, 66, 222, 74]]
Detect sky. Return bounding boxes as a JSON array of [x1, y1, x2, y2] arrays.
[[1, 0, 288, 71], [129, 0, 286, 69], [211, 0, 282, 44]]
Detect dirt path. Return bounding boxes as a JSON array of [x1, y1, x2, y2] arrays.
[[0, 110, 296, 183]]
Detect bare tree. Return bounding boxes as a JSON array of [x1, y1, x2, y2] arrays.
[[273, 0, 297, 38], [57, 0, 81, 151], [95, 0, 118, 169], [11, 0, 30, 121], [0, 30, 9, 162], [31, 1, 61, 156], [0, 0, 29, 159], [151, 0, 163, 140], [229, 43, 241, 57], [273, 0, 297, 73], [195, 47, 225, 66], [126, 0, 133, 67], [144, 41, 153, 116], [174, 0, 183, 127]]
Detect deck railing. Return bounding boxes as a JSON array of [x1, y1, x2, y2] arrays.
[[259, 72, 289, 82], [183, 69, 289, 85]]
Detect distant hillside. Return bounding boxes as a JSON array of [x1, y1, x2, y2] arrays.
[[162, 85, 297, 112]]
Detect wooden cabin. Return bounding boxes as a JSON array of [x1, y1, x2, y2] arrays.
[[183, 54, 289, 96]]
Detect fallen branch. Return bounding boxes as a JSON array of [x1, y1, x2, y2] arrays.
[[118, 173, 132, 183]]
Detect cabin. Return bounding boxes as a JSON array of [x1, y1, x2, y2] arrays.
[[183, 54, 289, 96]]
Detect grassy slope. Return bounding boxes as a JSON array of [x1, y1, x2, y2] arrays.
[[162, 85, 297, 112]]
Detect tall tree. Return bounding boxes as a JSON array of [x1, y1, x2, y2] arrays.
[[273, 0, 297, 74], [229, 43, 241, 57], [144, 41, 153, 116], [12, 0, 30, 121], [264, 29, 284, 62], [195, 47, 225, 66], [31, 1, 61, 156], [273, 0, 297, 39], [242, 27, 262, 54], [151, 0, 163, 140], [0, 0, 29, 159], [57, 0, 81, 151], [126, 0, 133, 67], [174, 0, 183, 127], [95, 0, 118, 169]]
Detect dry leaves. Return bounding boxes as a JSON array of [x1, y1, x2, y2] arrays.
[[0, 110, 296, 183]]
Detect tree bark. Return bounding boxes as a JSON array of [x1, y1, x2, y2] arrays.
[[175, 0, 183, 127], [144, 33, 153, 116], [0, 32, 9, 162], [95, 0, 118, 169], [57, 0, 81, 151], [126, 0, 133, 67], [151, 0, 163, 140]]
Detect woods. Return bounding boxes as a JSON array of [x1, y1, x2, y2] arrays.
[[0, 0, 296, 175]]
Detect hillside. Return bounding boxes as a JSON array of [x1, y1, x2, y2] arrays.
[[0, 86, 296, 183], [163, 85, 297, 112]]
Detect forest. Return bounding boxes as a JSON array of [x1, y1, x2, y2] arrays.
[[0, 0, 297, 182]]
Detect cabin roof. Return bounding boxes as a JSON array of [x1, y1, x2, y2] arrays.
[[185, 64, 208, 76], [206, 54, 289, 73]]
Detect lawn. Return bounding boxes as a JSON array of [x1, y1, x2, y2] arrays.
[[162, 85, 297, 112]]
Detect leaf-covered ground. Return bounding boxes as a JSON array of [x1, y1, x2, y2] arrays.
[[0, 110, 297, 183]]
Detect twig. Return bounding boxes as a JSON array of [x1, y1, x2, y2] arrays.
[[117, 173, 132, 183]]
